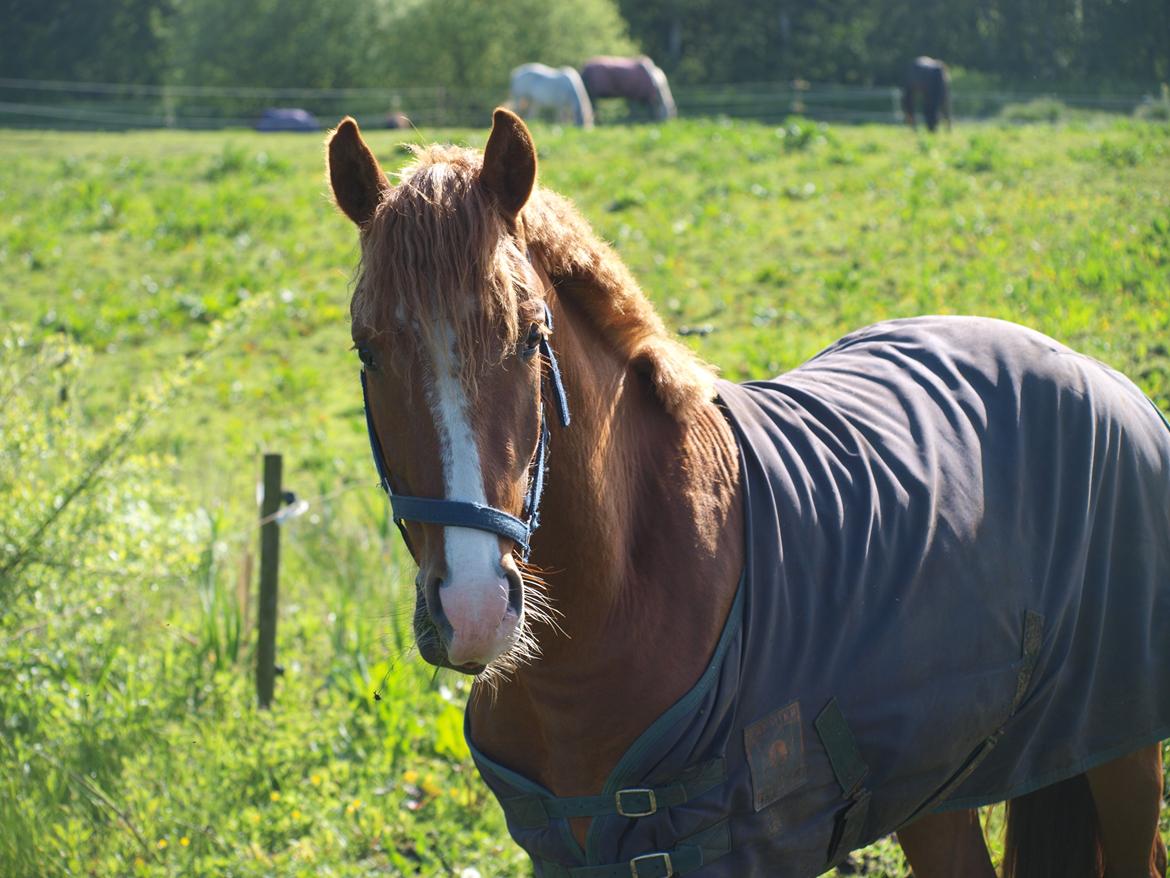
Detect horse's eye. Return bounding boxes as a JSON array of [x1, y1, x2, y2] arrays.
[[357, 345, 377, 370], [521, 323, 541, 358]]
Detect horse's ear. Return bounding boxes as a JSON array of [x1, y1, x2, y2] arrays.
[[480, 108, 537, 220], [327, 117, 390, 228]]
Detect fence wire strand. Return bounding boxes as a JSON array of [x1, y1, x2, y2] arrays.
[[0, 76, 1159, 131]]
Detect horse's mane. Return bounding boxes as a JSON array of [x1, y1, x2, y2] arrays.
[[522, 187, 714, 420], [353, 144, 525, 377], [352, 143, 715, 421]]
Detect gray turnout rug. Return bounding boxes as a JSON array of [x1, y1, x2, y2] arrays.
[[469, 316, 1170, 877]]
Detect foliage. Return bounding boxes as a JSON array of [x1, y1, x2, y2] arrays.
[[378, 0, 636, 93], [0, 0, 173, 84], [620, 0, 1170, 87], [1, 118, 1168, 875], [1134, 85, 1170, 122], [167, 0, 379, 90], [999, 98, 1069, 124], [3, 0, 1168, 101]]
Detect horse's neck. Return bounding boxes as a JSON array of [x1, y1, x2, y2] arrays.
[[468, 292, 743, 798]]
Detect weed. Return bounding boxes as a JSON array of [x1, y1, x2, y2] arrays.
[[999, 97, 1068, 124]]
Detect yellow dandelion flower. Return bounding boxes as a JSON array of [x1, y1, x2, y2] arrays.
[[157, 839, 168, 850], [134, 857, 146, 868], [402, 769, 419, 784], [249, 811, 261, 825], [180, 836, 190, 847], [270, 791, 281, 802], [310, 773, 323, 786]]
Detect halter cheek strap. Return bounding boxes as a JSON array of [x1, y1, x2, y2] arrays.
[[360, 303, 570, 561]]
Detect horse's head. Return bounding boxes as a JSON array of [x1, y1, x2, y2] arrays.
[[327, 110, 558, 678]]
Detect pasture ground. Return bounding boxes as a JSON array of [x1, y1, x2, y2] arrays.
[[1, 116, 1168, 876]]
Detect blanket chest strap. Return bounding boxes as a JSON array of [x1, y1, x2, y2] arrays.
[[815, 698, 873, 866], [539, 819, 731, 878]]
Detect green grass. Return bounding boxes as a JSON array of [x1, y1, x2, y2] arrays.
[[1, 115, 1168, 876]]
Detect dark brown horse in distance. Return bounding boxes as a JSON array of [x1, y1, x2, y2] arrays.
[[581, 55, 677, 121], [901, 56, 952, 131]]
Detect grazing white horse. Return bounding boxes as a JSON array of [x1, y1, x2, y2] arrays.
[[508, 63, 594, 128]]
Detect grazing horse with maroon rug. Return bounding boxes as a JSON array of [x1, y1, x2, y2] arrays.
[[326, 109, 1169, 876], [581, 56, 677, 122]]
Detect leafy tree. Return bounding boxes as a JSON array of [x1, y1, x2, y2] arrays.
[[619, 0, 1168, 87], [2, 0, 1165, 104], [167, 0, 379, 89], [377, 0, 637, 93], [0, 0, 173, 83]]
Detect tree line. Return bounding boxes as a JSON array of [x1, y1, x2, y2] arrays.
[[3, 0, 1166, 94], [622, 0, 1168, 89]]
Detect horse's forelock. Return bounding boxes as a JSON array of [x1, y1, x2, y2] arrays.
[[351, 145, 532, 381], [353, 139, 716, 422]]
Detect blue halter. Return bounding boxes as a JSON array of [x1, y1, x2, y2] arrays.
[[360, 303, 570, 561]]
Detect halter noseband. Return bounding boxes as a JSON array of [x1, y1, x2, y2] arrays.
[[360, 302, 570, 561]]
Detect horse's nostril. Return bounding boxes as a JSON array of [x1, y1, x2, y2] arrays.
[[425, 574, 454, 640], [505, 566, 524, 617]]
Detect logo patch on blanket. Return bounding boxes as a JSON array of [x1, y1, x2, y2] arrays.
[[745, 700, 807, 810]]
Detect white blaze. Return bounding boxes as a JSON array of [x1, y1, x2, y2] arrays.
[[428, 327, 500, 573], [424, 324, 514, 665]]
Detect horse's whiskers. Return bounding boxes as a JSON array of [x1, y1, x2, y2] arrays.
[[473, 569, 561, 689]]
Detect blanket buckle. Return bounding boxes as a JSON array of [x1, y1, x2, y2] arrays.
[[616, 787, 658, 817], [629, 851, 672, 877]]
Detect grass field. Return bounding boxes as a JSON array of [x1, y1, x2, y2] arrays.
[[1, 114, 1168, 876]]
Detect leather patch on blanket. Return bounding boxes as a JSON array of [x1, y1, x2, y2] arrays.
[[744, 700, 807, 811]]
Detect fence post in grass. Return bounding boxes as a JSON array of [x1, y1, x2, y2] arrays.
[[256, 453, 282, 709]]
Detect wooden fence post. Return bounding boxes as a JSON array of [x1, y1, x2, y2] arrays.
[[256, 453, 282, 708]]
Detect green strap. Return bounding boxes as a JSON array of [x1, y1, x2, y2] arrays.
[[814, 698, 868, 796], [540, 819, 731, 878], [814, 698, 872, 866], [504, 758, 725, 830]]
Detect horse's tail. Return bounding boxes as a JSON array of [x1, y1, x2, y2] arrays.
[[650, 65, 676, 121], [562, 68, 594, 128], [1003, 774, 1104, 878]]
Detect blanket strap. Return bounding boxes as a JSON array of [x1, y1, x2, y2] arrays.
[[504, 759, 725, 830], [815, 698, 872, 867], [539, 819, 730, 878]]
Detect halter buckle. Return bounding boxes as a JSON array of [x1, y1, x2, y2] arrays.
[[629, 851, 672, 878]]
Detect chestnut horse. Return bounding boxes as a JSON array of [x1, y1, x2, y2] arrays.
[[327, 110, 1168, 876]]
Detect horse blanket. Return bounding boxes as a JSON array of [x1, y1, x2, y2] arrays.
[[468, 316, 1170, 877], [581, 56, 662, 104], [901, 57, 950, 130]]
